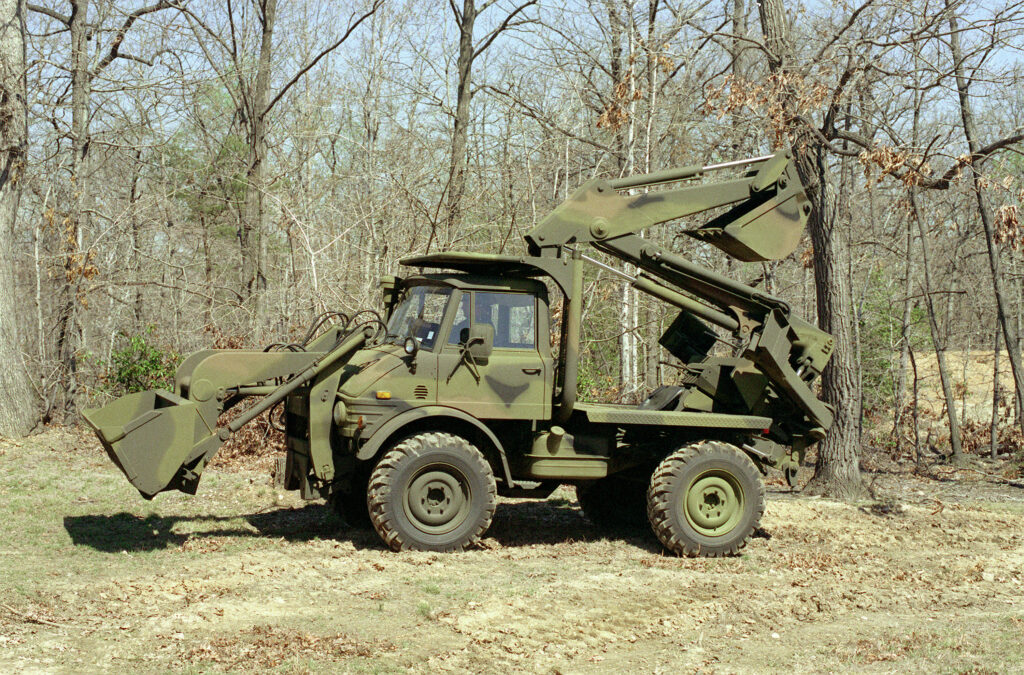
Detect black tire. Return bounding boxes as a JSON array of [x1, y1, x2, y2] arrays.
[[329, 467, 372, 529], [367, 432, 496, 552], [647, 441, 765, 558], [576, 472, 650, 532]]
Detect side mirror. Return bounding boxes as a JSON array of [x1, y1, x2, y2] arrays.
[[466, 323, 494, 362]]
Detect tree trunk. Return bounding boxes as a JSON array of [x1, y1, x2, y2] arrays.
[[991, 328, 1001, 459], [0, 0, 36, 435], [53, 0, 91, 422], [909, 188, 963, 458], [758, 0, 863, 498], [729, 0, 749, 153], [894, 216, 914, 455], [241, 0, 276, 315], [442, 0, 478, 250], [129, 148, 144, 329], [946, 3, 1024, 432]]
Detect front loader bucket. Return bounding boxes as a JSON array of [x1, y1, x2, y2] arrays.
[[82, 389, 220, 499]]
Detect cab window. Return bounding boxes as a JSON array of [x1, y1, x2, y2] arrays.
[[386, 285, 452, 350], [448, 293, 471, 345], [474, 292, 536, 349]]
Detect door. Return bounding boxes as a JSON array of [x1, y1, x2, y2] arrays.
[[436, 290, 549, 420]]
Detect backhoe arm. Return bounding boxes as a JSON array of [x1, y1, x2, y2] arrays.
[[524, 150, 811, 262], [523, 150, 833, 437]]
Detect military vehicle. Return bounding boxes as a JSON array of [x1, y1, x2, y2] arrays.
[[83, 150, 833, 557]]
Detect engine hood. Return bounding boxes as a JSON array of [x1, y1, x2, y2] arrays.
[[337, 344, 408, 397]]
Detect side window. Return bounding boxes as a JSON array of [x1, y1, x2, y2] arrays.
[[448, 293, 471, 344], [475, 292, 536, 349]]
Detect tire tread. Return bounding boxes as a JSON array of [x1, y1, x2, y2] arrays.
[[367, 432, 496, 552], [647, 440, 765, 558]]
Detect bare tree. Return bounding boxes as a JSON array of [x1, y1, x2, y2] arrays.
[[432, 0, 537, 252], [0, 0, 36, 435], [758, 0, 863, 497], [182, 0, 384, 316], [27, 0, 181, 420], [945, 0, 1024, 434]]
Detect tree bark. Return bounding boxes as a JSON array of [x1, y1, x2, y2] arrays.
[[991, 328, 1001, 459], [894, 214, 913, 455], [758, 0, 863, 498], [53, 0, 91, 422], [946, 2, 1024, 433], [442, 0, 478, 250], [0, 0, 36, 435], [240, 0, 276, 313], [909, 188, 963, 459]]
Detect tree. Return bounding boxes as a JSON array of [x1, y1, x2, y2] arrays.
[[181, 0, 384, 317], [28, 0, 182, 421], [758, 0, 863, 498], [0, 0, 37, 435], [946, 0, 1024, 436], [434, 0, 537, 252]]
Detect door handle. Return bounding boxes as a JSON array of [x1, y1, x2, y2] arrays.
[[521, 368, 541, 375]]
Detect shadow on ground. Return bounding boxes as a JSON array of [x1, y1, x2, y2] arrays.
[[63, 498, 685, 554], [63, 505, 381, 553], [488, 499, 665, 552]]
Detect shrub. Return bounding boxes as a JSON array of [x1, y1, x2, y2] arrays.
[[105, 327, 180, 395]]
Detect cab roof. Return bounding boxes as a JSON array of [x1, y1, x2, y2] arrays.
[[400, 252, 573, 295]]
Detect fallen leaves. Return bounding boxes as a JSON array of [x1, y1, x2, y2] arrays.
[[182, 625, 395, 670]]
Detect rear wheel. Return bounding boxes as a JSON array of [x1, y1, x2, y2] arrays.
[[368, 432, 496, 552], [576, 471, 650, 532], [647, 441, 764, 557]]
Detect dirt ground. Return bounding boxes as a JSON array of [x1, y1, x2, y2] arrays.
[[1, 428, 1023, 674]]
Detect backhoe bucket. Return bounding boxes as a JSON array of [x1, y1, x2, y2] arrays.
[[81, 389, 220, 499], [686, 185, 810, 262]]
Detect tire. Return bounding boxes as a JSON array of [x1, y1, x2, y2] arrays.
[[576, 472, 650, 532], [329, 468, 372, 529], [647, 441, 765, 558], [367, 432, 496, 552]]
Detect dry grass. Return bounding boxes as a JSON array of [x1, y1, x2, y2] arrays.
[[0, 428, 1022, 673]]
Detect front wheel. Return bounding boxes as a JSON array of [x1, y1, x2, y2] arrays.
[[367, 432, 496, 552], [647, 441, 765, 557]]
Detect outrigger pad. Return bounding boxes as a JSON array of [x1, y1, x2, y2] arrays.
[[82, 390, 219, 499]]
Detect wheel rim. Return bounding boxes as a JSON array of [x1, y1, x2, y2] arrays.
[[403, 464, 472, 535], [683, 469, 745, 537]]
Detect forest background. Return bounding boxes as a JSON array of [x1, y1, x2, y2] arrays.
[[1, 0, 1023, 498]]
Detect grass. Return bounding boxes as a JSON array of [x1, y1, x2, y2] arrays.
[[2, 429, 1023, 673]]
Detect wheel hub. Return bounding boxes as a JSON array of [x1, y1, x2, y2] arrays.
[[405, 467, 471, 534], [684, 471, 744, 536]]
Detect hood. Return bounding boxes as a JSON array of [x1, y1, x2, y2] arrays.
[[337, 343, 407, 397]]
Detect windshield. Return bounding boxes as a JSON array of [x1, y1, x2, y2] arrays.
[[386, 285, 453, 349]]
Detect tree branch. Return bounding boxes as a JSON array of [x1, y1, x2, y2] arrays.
[[473, 0, 538, 60], [26, 2, 69, 24], [264, 0, 385, 115], [813, 0, 880, 62], [93, 0, 180, 76], [916, 131, 1024, 190]]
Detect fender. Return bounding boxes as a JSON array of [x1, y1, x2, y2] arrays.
[[355, 405, 515, 487]]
